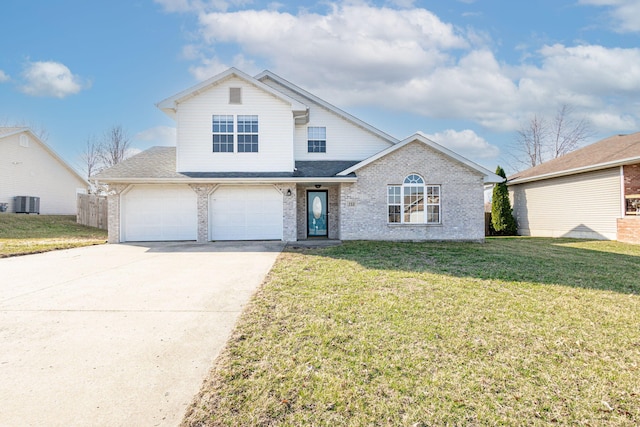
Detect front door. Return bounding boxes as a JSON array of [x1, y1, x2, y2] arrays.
[[307, 190, 328, 237]]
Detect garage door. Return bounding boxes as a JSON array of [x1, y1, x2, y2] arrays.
[[210, 186, 283, 240], [123, 185, 197, 242]]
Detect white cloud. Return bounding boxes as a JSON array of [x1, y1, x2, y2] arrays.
[[197, 4, 467, 86], [425, 129, 500, 160], [134, 126, 177, 146], [579, 0, 640, 32], [0, 70, 9, 82], [168, 3, 640, 138], [20, 61, 89, 98]]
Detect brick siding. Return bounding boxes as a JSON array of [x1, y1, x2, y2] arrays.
[[617, 217, 640, 244], [623, 164, 640, 195], [339, 141, 486, 241]]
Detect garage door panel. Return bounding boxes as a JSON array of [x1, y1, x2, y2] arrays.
[[123, 185, 197, 242], [211, 186, 283, 241]]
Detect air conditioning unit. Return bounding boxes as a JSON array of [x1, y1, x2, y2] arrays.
[[14, 196, 40, 214]]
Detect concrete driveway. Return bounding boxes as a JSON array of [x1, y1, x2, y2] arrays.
[[0, 241, 283, 426]]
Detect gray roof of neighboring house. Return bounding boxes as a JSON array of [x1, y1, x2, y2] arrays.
[[508, 132, 640, 184], [93, 146, 358, 181]]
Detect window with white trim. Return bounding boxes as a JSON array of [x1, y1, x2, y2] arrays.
[[307, 126, 326, 153], [237, 115, 259, 152], [387, 174, 440, 224], [212, 115, 234, 152], [212, 115, 259, 153]]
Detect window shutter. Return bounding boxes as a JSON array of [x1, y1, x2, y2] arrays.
[[229, 87, 242, 104]]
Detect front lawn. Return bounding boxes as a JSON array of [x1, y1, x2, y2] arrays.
[[0, 214, 107, 257], [183, 238, 640, 426]]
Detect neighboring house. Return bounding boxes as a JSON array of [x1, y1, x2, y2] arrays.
[[0, 127, 88, 215], [94, 68, 502, 243], [508, 132, 640, 244]]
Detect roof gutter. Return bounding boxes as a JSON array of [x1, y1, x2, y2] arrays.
[[93, 176, 358, 185], [508, 156, 640, 185]]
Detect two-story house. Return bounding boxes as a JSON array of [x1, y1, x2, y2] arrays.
[[95, 68, 502, 243]]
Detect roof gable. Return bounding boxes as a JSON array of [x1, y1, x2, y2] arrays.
[[156, 67, 308, 119], [508, 132, 640, 184], [337, 132, 503, 183], [255, 70, 398, 145], [0, 127, 88, 186]]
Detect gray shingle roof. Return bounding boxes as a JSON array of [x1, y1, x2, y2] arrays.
[[93, 146, 359, 181], [94, 147, 185, 180], [508, 132, 640, 183]]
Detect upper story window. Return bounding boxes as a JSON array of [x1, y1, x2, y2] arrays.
[[237, 115, 259, 153], [212, 115, 234, 152], [212, 115, 259, 153], [307, 126, 326, 153], [388, 174, 441, 224]]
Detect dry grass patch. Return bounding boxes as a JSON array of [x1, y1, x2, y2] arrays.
[[184, 238, 640, 426], [0, 214, 106, 257]]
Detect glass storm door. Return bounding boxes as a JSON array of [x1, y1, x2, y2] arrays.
[[307, 191, 328, 237]]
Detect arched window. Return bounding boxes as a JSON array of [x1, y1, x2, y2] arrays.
[[387, 174, 440, 224]]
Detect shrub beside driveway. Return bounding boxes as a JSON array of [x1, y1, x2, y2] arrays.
[[183, 238, 640, 426], [0, 215, 107, 257]]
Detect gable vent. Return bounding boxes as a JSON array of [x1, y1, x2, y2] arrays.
[[19, 134, 29, 148], [229, 87, 242, 104]]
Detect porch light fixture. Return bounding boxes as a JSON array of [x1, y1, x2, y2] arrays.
[[315, 184, 321, 188], [286, 189, 292, 196]]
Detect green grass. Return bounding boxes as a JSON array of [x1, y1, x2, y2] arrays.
[[0, 214, 107, 257], [183, 238, 640, 426]]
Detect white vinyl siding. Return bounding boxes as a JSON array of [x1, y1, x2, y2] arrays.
[[176, 76, 294, 172], [122, 185, 197, 242], [0, 132, 87, 215], [510, 168, 621, 240], [260, 79, 393, 161]]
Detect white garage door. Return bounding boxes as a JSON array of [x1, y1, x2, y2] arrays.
[[123, 185, 197, 242], [211, 186, 283, 240]]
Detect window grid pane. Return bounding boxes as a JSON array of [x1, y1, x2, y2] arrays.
[[387, 186, 401, 223], [237, 115, 258, 152], [212, 115, 234, 152], [307, 127, 327, 153], [403, 186, 424, 223], [426, 185, 441, 224]]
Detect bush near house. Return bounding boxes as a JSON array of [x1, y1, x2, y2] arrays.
[[491, 166, 517, 235], [0, 215, 107, 257], [183, 238, 640, 427]]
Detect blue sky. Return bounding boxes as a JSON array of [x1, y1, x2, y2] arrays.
[[1, 0, 639, 176]]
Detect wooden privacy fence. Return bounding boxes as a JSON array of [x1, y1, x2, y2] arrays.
[[77, 193, 108, 230]]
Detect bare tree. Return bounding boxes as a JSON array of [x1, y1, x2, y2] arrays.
[[511, 104, 593, 169], [99, 125, 131, 167], [515, 114, 547, 168], [80, 135, 103, 180], [0, 118, 49, 142], [549, 104, 592, 160]]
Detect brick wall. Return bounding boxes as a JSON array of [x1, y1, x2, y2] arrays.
[[624, 164, 640, 195], [339, 141, 486, 241], [276, 183, 297, 242], [617, 217, 640, 244]]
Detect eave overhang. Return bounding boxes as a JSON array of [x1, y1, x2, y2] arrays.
[[507, 156, 640, 185]]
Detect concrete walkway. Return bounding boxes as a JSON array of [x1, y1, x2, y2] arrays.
[[0, 241, 283, 426]]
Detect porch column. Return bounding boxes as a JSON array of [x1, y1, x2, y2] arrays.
[[189, 184, 216, 243], [106, 184, 128, 244], [277, 184, 297, 242]]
